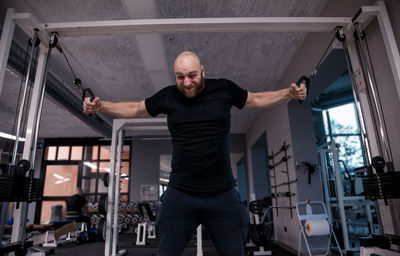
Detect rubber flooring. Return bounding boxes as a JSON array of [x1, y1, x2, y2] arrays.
[[46, 233, 296, 255]]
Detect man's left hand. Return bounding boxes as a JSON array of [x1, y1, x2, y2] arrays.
[[289, 83, 307, 100]]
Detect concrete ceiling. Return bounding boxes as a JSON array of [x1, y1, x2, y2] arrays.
[[0, 0, 328, 145]]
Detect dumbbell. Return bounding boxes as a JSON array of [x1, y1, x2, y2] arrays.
[[132, 214, 140, 224], [90, 214, 98, 223], [118, 214, 125, 224], [92, 202, 98, 211], [124, 214, 133, 223], [88, 202, 93, 210], [119, 202, 127, 211], [126, 202, 134, 211]]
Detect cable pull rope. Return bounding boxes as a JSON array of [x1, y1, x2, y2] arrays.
[[49, 32, 95, 102]]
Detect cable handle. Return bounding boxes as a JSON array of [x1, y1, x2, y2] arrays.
[[74, 78, 95, 102], [82, 88, 95, 102], [295, 75, 310, 104]]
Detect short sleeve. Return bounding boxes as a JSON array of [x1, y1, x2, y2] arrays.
[[226, 79, 248, 109], [145, 87, 169, 117]]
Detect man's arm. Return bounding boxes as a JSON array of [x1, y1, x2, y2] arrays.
[[244, 83, 306, 109], [83, 97, 150, 118]]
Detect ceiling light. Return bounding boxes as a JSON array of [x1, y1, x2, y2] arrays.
[[159, 178, 169, 183], [52, 173, 64, 179], [0, 132, 25, 142], [84, 162, 97, 169]]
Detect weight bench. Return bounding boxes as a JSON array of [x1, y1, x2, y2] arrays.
[[42, 220, 86, 247]]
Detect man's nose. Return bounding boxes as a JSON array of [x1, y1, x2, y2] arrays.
[[183, 77, 191, 86]]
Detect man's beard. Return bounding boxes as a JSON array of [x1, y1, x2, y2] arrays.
[[178, 74, 205, 98]]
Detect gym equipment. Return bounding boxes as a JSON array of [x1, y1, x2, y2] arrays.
[[50, 33, 96, 104], [0, 28, 48, 253], [268, 155, 291, 169], [296, 200, 343, 256], [92, 202, 99, 211], [119, 202, 127, 211], [249, 223, 273, 247], [295, 76, 310, 104], [318, 141, 376, 253], [248, 194, 272, 255], [98, 195, 108, 214], [103, 173, 109, 187], [126, 202, 134, 211], [295, 29, 340, 105], [362, 156, 400, 201], [268, 141, 295, 218], [297, 162, 316, 184], [249, 197, 272, 215], [2, 4, 399, 255]]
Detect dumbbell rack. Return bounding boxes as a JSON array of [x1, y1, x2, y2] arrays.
[[268, 142, 295, 218]]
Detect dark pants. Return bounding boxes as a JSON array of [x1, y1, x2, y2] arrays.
[[158, 186, 249, 256]]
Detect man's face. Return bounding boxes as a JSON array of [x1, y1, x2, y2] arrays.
[[174, 56, 205, 98]]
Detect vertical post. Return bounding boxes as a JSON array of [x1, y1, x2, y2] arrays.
[[342, 24, 385, 233], [112, 129, 124, 254], [196, 225, 203, 256], [318, 147, 332, 223], [105, 123, 119, 256], [11, 44, 49, 243], [11, 29, 38, 166], [330, 141, 350, 252], [0, 8, 16, 95], [354, 23, 393, 164]]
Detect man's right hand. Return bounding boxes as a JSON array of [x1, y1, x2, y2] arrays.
[[83, 96, 101, 115]]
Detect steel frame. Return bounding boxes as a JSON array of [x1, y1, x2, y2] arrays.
[[105, 118, 168, 256], [0, 1, 399, 255]]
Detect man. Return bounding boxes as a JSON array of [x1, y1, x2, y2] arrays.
[[84, 51, 306, 255], [65, 187, 90, 229]]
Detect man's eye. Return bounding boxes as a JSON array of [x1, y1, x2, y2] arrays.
[[177, 76, 184, 80]]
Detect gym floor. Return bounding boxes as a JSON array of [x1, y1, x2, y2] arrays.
[[50, 233, 296, 255]]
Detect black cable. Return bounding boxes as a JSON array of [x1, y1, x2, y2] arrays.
[[53, 35, 95, 102], [313, 32, 337, 73], [57, 41, 78, 80]]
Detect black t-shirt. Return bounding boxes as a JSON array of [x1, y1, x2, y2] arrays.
[[145, 78, 248, 192], [66, 194, 86, 217]]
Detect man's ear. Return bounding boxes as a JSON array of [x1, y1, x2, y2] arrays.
[[201, 65, 205, 77]]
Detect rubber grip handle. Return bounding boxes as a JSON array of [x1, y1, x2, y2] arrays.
[[295, 76, 310, 104], [82, 88, 95, 102], [82, 88, 96, 117]]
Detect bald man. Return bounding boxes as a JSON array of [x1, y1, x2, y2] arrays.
[[84, 51, 306, 255]]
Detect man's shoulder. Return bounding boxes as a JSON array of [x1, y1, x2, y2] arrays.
[[206, 78, 238, 91]]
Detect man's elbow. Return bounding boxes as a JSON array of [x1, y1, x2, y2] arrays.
[[244, 92, 259, 109]]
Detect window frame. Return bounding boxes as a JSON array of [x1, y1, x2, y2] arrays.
[[35, 138, 131, 223]]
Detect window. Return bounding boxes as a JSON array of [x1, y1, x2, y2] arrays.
[[43, 165, 78, 197], [39, 141, 131, 223], [81, 145, 130, 202], [322, 103, 366, 170]]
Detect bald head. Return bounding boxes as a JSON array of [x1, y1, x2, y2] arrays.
[[173, 51, 205, 98], [174, 51, 202, 73]]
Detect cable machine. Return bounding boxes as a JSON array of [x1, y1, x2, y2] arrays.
[[0, 1, 399, 255]]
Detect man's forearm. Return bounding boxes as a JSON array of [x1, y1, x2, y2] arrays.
[[99, 100, 149, 118], [245, 88, 291, 109]]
